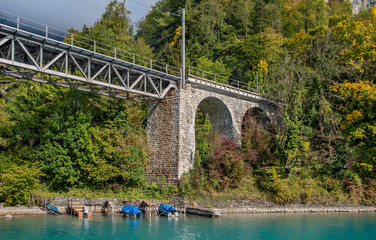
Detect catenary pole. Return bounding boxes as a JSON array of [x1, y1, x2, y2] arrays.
[[181, 8, 185, 89]]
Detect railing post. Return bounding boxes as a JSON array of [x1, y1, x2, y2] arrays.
[[45, 25, 48, 39], [133, 54, 135, 64], [88, 56, 91, 79], [114, 47, 117, 59], [150, 59, 152, 69], [11, 38, 14, 63], [71, 33, 73, 45], [17, 16, 19, 30], [237, 81, 239, 89], [94, 41, 96, 53], [214, 74, 216, 82], [247, 83, 250, 91], [40, 44, 43, 68], [201, 70, 204, 79], [166, 64, 168, 74]]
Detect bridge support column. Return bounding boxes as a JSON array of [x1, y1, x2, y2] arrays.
[[147, 90, 179, 184], [147, 86, 195, 184]]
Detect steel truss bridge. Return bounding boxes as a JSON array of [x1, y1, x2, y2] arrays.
[[0, 12, 257, 102]]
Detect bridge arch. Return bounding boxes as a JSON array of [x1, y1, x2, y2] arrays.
[[242, 107, 271, 129], [195, 97, 236, 140], [241, 107, 273, 146]]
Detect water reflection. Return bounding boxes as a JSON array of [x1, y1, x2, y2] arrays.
[[1, 213, 376, 240], [82, 217, 89, 234]]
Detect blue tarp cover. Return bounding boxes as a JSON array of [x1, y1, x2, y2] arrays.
[[122, 205, 142, 215], [158, 203, 177, 214]]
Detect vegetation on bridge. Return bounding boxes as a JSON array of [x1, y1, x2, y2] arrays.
[[2, 0, 376, 205]]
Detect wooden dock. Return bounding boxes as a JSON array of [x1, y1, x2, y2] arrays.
[[68, 203, 92, 217]]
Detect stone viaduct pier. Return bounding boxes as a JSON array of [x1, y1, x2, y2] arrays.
[[147, 76, 280, 184]]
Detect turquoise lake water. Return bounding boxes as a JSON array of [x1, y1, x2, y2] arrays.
[[1, 213, 376, 239]]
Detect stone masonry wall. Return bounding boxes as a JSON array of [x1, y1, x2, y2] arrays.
[[147, 90, 180, 184], [147, 82, 278, 184]]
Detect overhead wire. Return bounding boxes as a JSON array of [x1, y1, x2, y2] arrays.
[[76, 0, 99, 10], [126, 5, 148, 14], [125, 0, 151, 14], [75, 0, 150, 15], [127, 0, 151, 9], [76, 0, 103, 17]]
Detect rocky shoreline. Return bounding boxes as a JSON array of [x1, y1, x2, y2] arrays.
[[215, 205, 376, 214], [1, 197, 375, 217], [0, 206, 47, 216], [185, 205, 376, 217]]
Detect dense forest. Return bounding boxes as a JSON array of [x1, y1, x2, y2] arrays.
[[1, 0, 376, 206]]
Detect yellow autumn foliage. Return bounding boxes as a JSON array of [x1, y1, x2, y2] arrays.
[[330, 13, 376, 70], [345, 110, 363, 123], [370, 5, 376, 20], [331, 81, 376, 102], [257, 59, 268, 72], [169, 26, 182, 47], [331, 80, 376, 150]]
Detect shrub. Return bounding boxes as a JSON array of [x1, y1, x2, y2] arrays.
[[257, 167, 297, 204], [241, 113, 273, 167], [207, 137, 247, 189], [0, 164, 43, 205]]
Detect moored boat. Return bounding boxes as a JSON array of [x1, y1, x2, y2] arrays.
[[158, 203, 179, 217], [45, 202, 64, 215], [121, 205, 142, 218]]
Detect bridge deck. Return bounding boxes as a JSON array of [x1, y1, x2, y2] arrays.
[[0, 23, 178, 101], [187, 76, 281, 105]]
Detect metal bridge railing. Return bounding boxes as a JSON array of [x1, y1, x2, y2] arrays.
[[0, 10, 181, 78], [188, 66, 257, 92], [0, 10, 258, 94]]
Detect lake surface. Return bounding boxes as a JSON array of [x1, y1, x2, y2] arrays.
[[1, 213, 376, 239]]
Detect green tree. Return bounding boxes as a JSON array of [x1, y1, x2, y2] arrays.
[[282, 0, 329, 37], [0, 80, 150, 192], [196, 56, 232, 77], [134, 37, 154, 58], [100, 0, 132, 49], [194, 110, 212, 168], [0, 164, 43, 206], [328, 0, 352, 17]]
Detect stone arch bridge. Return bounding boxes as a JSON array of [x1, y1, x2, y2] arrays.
[[147, 76, 280, 184]]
